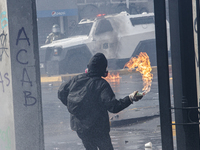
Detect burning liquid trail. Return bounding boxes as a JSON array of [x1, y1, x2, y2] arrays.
[[124, 52, 153, 94]]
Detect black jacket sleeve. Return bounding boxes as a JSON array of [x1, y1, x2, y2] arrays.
[[100, 80, 132, 113]]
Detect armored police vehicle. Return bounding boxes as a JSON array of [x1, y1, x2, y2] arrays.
[[40, 12, 168, 75]]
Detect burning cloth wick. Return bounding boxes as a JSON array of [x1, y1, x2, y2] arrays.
[[123, 52, 153, 94]]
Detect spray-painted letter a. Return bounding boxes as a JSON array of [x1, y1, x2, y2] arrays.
[[16, 27, 30, 46]]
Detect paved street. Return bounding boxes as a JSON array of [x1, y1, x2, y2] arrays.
[[41, 68, 174, 150]]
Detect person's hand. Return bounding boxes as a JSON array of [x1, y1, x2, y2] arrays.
[[129, 91, 143, 103]]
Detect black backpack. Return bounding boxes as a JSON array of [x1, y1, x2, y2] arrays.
[[58, 80, 71, 106], [67, 77, 101, 119], [60, 76, 103, 131], [58, 76, 101, 118]]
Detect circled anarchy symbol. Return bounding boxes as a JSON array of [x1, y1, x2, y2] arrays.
[[0, 30, 8, 61]]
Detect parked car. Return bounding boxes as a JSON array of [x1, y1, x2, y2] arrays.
[[39, 11, 169, 76]]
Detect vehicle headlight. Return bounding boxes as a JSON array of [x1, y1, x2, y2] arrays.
[[54, 49, 58, 55], [53, 48, 62, 56]]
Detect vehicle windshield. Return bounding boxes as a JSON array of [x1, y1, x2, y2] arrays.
[[69, 23, 93, 37]]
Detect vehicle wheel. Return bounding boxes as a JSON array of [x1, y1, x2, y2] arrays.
[[67, 54, 89, 74]]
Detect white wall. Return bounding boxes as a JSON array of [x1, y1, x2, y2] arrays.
[[0, 1, 15, 150]]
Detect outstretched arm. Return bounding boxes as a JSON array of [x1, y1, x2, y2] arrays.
[[100, 82, 132, 113]]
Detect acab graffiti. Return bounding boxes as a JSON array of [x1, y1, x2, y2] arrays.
[[0, 11, 37, 106], [16, 27, 37, 106], [0, 127, 11, 150]]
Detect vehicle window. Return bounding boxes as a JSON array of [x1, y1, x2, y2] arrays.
[[69, 23, 93, 37], [95, 19, 113, 35], [130, 16, 154, 26]]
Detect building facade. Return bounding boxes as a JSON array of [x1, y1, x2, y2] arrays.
[[36, 0, 78, 47], [36, 0, 154, 47]]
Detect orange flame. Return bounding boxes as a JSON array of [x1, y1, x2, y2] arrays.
[[104, 72, 121, 82], [124, 52, 153, 93]]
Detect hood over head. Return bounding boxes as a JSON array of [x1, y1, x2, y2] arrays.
[[87, 53, 107, 77]]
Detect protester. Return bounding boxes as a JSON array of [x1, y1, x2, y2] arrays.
[[58, 53, 143, 150], [45, 24, 65, 44]]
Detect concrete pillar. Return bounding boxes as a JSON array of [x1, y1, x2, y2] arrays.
[[60, 16, 64, 34], [0, 0, 44, 150], [154, 0, 174, 149], [169, 0, 200, 149]]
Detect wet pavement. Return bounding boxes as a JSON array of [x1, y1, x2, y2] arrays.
[[110, 117, 161, 150], [41, 68, 175, 150]]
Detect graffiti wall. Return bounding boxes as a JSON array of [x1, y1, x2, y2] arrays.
[[0, 1, 15, 150], [0, 0, 44, 150]]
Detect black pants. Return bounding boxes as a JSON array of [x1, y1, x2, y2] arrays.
[[77, 131, 114, 150]]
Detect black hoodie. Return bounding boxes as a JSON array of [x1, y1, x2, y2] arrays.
[[87, 52, 108, 77]]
